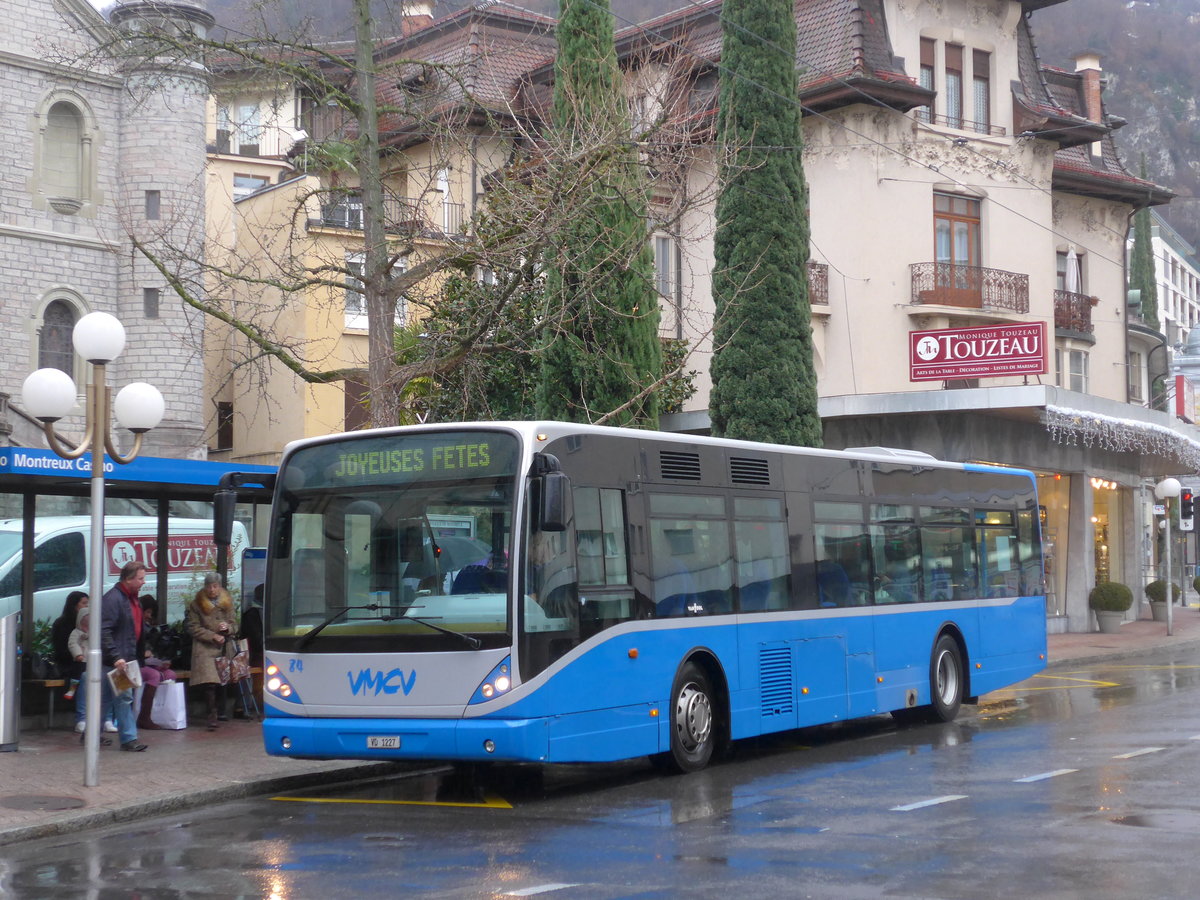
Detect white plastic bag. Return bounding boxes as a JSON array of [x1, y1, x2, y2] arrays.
[[150, 680, 188, 730]]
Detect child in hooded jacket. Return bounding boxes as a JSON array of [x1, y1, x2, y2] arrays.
[[67, 608, 118, 737]]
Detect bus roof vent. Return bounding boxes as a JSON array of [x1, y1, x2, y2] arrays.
[[660, 449, 702, 481], [730, 456, 770, 485]]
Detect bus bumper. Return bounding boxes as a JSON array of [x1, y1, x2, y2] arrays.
[[262, 715, 550, 762]]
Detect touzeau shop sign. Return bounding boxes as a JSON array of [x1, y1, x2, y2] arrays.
[[909, 322, 1046, 381]]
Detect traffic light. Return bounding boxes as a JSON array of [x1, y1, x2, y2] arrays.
[[1180, 487, 1195, 532]]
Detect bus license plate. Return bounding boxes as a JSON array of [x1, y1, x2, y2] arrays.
[[367, 735, 401, 749]]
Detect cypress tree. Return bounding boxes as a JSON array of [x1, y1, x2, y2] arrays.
[[708, 0, 820, 446], [537, 0, 661, 427]]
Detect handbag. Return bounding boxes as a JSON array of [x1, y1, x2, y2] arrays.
[[150, 680, 188, 730], [214, 639, 251, 686]]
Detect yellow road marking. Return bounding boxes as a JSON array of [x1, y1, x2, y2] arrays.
[[271, 792, 513, 809], [992, 673, 1120, 692]]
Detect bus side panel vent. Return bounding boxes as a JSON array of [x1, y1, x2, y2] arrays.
[[660, 450, 702, 481], [730, 456, 770, 485], [759, 644, 794, 717]]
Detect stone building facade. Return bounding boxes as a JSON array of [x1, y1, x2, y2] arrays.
[[0, 0, 211, 460]]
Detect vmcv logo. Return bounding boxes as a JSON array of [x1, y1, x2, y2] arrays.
[[348, 668, 417, 696]]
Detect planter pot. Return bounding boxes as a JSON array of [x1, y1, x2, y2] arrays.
[[1095, 609, 1125, 634], [1150, 601, 1169, 622]]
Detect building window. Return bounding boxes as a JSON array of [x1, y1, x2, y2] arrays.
[[1128, 350, 1144, 402], [1055, 347, 1089, 392], [214, 401, 234, 451], [1056, 250, 1085, 293], [654, 234, 677, 299], [39, 299, 77, 375], [944, 44, 964, 129], [321, 191, 363, 228], [143, 287, 160, 318], [972, 50, 990, 134], [934, 192, 981, 268], [918, 38, 935, 123], [145, 190, 160, 220], [345, 254, 407, 331], [233, 174, 269, 200], [44, 102, 83, 205], [237, 104, 261, 156]]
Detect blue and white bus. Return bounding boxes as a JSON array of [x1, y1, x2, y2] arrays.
[[250, 422, 1046, 772]]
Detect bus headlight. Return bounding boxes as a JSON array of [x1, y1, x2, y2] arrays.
[[264, 659, 303, 705], [469, 657, 514, 705]]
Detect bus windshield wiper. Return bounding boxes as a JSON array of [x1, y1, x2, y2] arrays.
[[294, 604, 482, 650], [295, 605, 359, 650], [386, 610, 482, 649]]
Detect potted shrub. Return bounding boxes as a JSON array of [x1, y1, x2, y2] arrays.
[[1145, 580, 1181, 622], [1089, 582, 1133, 634]]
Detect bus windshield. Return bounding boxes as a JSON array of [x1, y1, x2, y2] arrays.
[[265, 430, 520, 652]]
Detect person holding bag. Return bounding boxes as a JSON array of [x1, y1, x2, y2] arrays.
[[185, 572, 238, 731]]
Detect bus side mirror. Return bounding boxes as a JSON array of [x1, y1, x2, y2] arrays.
[[540, 472, 571, 532], [214, 490, 237, 547]]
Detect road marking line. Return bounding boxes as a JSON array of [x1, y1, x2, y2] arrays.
[[270, 792, 513, 809], [1014, 769, 1079, 783], [504, 886, 581, 897], [1112, 748, 1166, 759], [890, 795, 967, 812], [1190, 735, 1200, 741]]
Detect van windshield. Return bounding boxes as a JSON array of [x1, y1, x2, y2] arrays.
[[0, 533, 21, 569]]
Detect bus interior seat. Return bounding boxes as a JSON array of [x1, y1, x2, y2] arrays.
[[451, 564, 506, 594], [816, 560, 850, 608]]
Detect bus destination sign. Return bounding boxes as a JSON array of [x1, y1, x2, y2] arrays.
[[909, 322, 1046, 381], [293, 432, 518, 487]]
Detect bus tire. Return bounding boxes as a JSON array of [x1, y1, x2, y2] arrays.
[[659, 662, 716, 773], [928, 634, 964, 722]]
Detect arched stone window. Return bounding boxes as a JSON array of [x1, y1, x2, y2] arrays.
[[29, 92, 100, 216], [39, 299, 78, 374], [43, 103, 83, 208]]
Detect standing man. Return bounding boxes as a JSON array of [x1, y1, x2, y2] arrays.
[[100, 560, 149, 751]]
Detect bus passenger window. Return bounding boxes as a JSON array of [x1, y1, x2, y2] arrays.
[[813, 511, 872, 606], [920, 507, 977, 601], [574, 487, 628, 586], [733, 497, 789, 612], [869, 505, 921, 605], [649, 494, 732, 617]]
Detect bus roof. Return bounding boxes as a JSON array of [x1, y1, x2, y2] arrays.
[[278, 421, 1035, 481]]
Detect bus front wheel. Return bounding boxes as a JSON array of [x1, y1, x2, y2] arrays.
[[928, 634, 964, 722], [659, 662, 716, 773]]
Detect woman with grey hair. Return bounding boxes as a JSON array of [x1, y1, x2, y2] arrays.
[[185, 572, 237, 730]]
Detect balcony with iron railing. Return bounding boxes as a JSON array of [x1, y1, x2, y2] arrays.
[[310, 196, 450, 235], [913, 109, 1006, 137], [910, 262, 1029, 314], [807, 261, 829, 305], [1054, 289, 1096, 335]]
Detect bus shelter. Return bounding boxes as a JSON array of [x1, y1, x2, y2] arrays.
[[0, 447, 274, 648]]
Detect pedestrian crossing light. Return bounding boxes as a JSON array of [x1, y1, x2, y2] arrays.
[[1181, 488, 1195, 532]]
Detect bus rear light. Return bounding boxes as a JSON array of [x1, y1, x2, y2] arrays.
[[470, 657, 513, 704]]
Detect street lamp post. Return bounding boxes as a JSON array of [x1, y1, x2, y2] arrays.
[[1155, 477, 1182, 637], [22, 312, 163, 787]]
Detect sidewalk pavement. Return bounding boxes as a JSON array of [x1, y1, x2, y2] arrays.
[[5, 605, 1200, 847]]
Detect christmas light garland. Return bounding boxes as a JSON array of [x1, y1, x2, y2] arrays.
[[1045, 405, 1200, 470]]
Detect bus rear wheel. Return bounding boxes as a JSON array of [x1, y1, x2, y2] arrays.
[[658, 662, 716, 773], [928, 634, 964, 722]]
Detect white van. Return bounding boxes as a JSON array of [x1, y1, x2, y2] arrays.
[[0, 516, 248, 625]]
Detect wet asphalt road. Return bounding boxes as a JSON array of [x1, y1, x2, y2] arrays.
[[6, 648, 1200, 899]]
